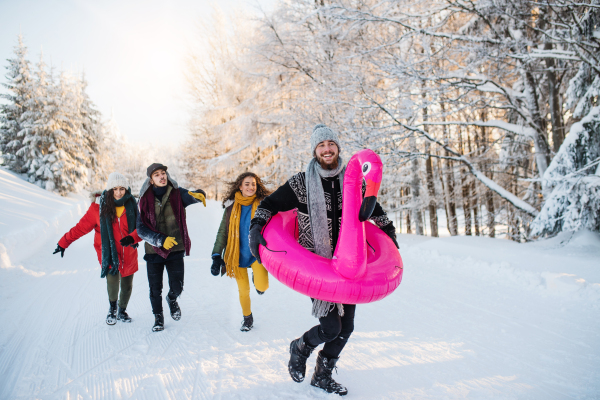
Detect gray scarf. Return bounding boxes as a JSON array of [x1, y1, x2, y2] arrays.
[[306, 156, 346, 318]]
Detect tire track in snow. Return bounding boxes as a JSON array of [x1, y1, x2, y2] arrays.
[[51, 330, 156, 398], [184, 271, 249, 399], [0, 269, 92, 398]]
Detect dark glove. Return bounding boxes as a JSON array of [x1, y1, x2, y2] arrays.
[[120, 235, 135, 247], [381, 224, 399, 249], [249, 224, 267, 264], [53, 244, 65, 258], [211, 254, 226, 276], [194, 188, 207, 197]]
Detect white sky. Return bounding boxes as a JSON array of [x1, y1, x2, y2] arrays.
[[0, 0, 274, 146]]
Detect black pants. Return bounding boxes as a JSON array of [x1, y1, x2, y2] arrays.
[[304, 302, 356, 359], [147, 258, 184, 314]]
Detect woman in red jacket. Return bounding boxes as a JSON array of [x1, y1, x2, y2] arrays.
[[54, 172, 142, 325]]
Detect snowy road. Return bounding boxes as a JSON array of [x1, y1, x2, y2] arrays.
[[1, 171, 599, 399]]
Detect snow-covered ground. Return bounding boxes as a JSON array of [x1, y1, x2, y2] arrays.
[[1, 170, 599, 399]]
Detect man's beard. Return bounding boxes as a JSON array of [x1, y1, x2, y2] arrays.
[[317, 154, 339, 170]]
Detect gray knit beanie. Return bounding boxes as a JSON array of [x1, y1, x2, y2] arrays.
[[105, 172, 128, 190], [310, 124, 341, 156]]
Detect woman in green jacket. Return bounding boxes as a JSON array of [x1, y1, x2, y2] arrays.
[[211, 172, 271, 331]]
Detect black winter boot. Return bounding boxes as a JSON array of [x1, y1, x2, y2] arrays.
[[152, 313, 164, 332], [166, 295, 181, 321], [288, 335, 316, 382], [310, 351, 348, 396], [106, 301, 117, 325], [240, 314, 253, 332], [117, 307, 132, 323]]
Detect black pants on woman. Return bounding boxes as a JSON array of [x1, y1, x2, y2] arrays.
[[147, 258, 184, 314], [303, 301, 356, 359]]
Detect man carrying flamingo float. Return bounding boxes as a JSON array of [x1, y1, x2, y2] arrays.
[[249, 124, 400, 396]]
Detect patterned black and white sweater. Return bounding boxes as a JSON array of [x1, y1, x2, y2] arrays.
[[250, 172, 394, 253]]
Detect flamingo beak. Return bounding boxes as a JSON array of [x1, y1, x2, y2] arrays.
[[359, 178, 381, 222], [359, 196, 377, 222]]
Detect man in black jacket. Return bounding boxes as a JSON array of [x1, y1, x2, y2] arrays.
[[249, 124, 398, 396]]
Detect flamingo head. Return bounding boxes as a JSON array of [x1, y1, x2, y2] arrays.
[[357, 150, 383, 222]]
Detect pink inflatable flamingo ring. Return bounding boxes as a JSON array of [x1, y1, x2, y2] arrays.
[[258, 149, 403, 304]]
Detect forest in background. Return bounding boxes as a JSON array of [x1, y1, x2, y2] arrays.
[[0, 36, 187, 195], [183, 0, 600, 241], [1, 0, 598, 241]]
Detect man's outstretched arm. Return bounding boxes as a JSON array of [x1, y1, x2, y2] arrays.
[[180, 187, 207, 207]]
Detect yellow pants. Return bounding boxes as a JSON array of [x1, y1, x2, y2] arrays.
[[235, 261, 269, 316]]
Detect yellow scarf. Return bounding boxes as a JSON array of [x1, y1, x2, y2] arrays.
[[224, 191, 260, 278]]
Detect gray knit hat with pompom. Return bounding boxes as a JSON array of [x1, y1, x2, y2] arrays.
[[310, 124, 341, 156]]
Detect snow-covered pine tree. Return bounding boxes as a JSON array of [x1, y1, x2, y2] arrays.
[[1, 35, 112, 194], [78, 73, 105, 190], [40, 72, 90, 194], [0, 35, 34, 172], [531, 106, 600, 236], [531, 7, 600, 237], [20, 53, 53, 187]]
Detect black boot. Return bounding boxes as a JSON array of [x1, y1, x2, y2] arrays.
[[240, 313, 253, 332], [152, 313, 164, 332], [106, 301, 117, 325], [117, 307, 132, 323], [310, 351, 348, 396], [166, 295, 181, 321], [288, 335, 316, 382]]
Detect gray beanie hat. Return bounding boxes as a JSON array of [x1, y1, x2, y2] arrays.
[[310, 124, 341, 156], [105, 172, 128, 190]]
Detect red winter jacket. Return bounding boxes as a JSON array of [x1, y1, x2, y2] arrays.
[[58, 197, 142, 277]]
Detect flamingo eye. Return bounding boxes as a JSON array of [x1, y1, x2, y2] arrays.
[[362, 162, 372, 175]]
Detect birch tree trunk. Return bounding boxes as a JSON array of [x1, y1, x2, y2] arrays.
[[423, 101, 439, 237], [405, 186, 412, 234], [466, 128, 480, 235], [425, 141, 439, 237], [522, 69, 551, 176], [472, 181, 480, 236], [441, 104, 458, 235], [479, 115, 496, 237], [410, 132, 423, 235], [486, 190, 496, 238], [436, 152, 451, 235], [458, 127, 471, 235]]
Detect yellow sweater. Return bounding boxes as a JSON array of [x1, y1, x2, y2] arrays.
[[116, 206, 125, 218]]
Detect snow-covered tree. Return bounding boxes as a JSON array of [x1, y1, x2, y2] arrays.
[[183, 9, 303, 198], [19, 53, 54, 187], [530, 6, 600, 237], [0, 35, 113, 194], [531, 107, 600, 236], [183, 0, 598, 239], [78, 74, 104, 189], [0, 35, 34, 172]]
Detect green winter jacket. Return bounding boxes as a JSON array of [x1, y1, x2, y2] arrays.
[[212, 205, 233, 256]]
